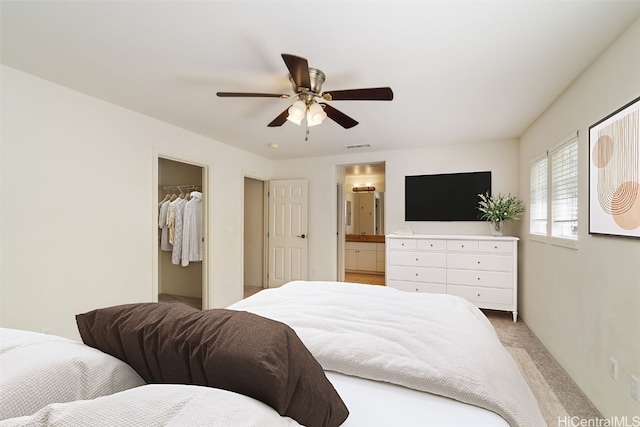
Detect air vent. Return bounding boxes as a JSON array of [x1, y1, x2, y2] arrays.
[[343, 143, 371, 149]]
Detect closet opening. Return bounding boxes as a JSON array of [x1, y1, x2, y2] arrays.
[[157, 157, 206, 309]]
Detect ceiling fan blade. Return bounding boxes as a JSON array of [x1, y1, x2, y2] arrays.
[[321, 103, 359, 129], [281, 53, 311, 91], [322, 87, 394, 101], [267, 108, 290, 127], [217, 92, 290, 98]]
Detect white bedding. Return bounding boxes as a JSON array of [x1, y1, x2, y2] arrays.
[[326, 371, 509, 427], [0, 384, 301, 427], [228, 280, 545, 427], [0, 328, 145, 420], [0, 377, 508, 427], [0, 281, 543, 427]]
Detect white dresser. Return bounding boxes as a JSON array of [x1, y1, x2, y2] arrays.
[[386, 234, 519, 321]]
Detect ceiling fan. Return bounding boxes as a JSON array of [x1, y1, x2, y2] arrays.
[[217, 53, 393, 129]]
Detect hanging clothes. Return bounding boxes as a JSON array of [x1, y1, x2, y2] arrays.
[[158, 199, 172, 252], [159, 194, 171, 209], [170, 196, 188, 265], [167, 198, 178, 245], [181, 191, 203, 267]]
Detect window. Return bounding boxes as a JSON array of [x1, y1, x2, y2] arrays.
[[551, 138, 578, 239], [529, 132, 579, 246], [529, 156, 547, 235]]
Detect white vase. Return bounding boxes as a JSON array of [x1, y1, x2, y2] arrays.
[[490, 221, 504, 236]]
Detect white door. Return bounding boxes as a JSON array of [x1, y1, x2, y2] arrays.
[[268, 179, 308, 288]]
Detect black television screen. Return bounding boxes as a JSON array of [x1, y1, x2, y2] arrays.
[[405, 171, 491, 221]]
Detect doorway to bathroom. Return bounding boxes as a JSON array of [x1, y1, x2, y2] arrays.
[[341, 162, 386, 285]]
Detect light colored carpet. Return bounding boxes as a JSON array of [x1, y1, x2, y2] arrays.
[[506, 346, 569, 426], [486, 310, 602, 426], [158, 293, 202, 309]]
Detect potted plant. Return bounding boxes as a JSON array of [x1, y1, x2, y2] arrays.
[[477, 192, 525, 236]]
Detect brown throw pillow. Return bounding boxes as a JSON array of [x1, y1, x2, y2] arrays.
[[76, 303, 348, 427]]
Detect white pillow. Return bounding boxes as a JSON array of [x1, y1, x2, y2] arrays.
[[0, 328, 145, 420]]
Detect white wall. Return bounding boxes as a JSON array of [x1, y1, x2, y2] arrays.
[[274, 138, 520, 281], [518, 18, 640, 418], [0, 66, 272, 339]]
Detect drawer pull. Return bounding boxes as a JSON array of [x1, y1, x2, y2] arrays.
[[415, 258, 419, 261], [477, 277, 480, 281], [401, 243, 405, 246], [415, 288, 419, 292], [494, 245, 498, 249], [461, 245, 464, 248], [415, 273, 419, 276], [477, 293, 481, 297], [477, 261, 481, 264]]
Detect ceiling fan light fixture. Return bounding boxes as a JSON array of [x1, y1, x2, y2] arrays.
[[306, 102, 327, 127], [218, 54, 393, 129], [286, 116, 302, 126], [286, 100, 306, 125]]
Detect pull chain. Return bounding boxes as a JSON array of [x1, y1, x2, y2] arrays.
[[305, 123, 310, 142]]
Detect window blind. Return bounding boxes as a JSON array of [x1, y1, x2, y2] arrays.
[[550, 136, 578, 239], [529, 157, 547, 235]]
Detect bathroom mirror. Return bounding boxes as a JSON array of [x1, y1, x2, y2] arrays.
[[346, 192, 384, 235]]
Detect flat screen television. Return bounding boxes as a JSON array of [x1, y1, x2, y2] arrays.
[[405, 171, 491, 221]]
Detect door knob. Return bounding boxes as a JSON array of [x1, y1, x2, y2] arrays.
[[297, 234, 306, 239]]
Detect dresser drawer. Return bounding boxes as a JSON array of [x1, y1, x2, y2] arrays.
[[447, 269, 513, 288], [388, 266, 446, 283], [479, 241, 514, 254], [447, 285, 513, 305], [416, 239, 447, 251], [387, 238, 417, 250], [389, 251, 446, 268], [388, 281, 446, 294], [447, 253, 513, 272], [446, 240, 479, 252]]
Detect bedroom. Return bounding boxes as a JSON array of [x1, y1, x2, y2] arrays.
[[1, 0, 639, 423]]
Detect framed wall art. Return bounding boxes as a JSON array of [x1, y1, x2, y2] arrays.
[[589, 96, 640, 238]]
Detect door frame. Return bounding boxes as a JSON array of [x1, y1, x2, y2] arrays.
[[336, 182, 345, 282], [336, 161, 386, 281], [241, 173, 269, 291], [152, 150, 210, 308]]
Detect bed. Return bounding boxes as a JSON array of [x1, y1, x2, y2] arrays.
[[0, 281, 545, 427]]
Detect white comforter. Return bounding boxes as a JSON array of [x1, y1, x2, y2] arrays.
[[0, 384, 301, 427], [0, 328, 145, 420], [228, 281, 545, 427]]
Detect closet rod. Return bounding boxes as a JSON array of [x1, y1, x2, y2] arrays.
[[160, 184, 202, 191]]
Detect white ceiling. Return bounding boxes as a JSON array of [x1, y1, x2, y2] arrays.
[[2, 1, 640, 161]]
